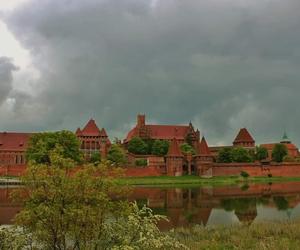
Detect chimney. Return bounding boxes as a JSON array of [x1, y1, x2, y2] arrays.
[[137, 114, 146, 128]]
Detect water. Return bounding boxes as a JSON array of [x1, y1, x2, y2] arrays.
[[1, 182, 300, 229]]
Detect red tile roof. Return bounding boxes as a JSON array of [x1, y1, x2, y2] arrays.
[[100, 128, 108, 137], [233, 128, 255, 143], [125, 124, 189, 142], [81, 119, 101, 136], [198, 137, 211, 155], [0, 132, 31, 151], [167, 138, 183, 157], [261, 143, 298, 151]]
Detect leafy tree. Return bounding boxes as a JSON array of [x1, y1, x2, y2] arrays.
[[255, 146, 269, 161], [107, 144, 127, 166], [135, 158, 148, 167], [180, 143, 195, 155], [10, 149, 185, 249], [231, 147, 253, 163], [26, 130, 83, 165], [90, 151, 101, 164], [272, 144, 288, 163], [217, 148, 233, 163], [128, 137, 148, 155], [151, 140, 169, 156]]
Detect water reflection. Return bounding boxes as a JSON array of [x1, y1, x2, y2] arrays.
[[128, 182, 300, 230], [2, 182, 300, 229]]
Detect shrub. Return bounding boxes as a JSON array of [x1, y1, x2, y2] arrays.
[[255, 146, 269, 161], [151, 140, 169, 156], [240, 171, 249, 178], [135, 158, 148, 167], [268, 173, 273, 178], [128, 137, 148, 155], [272, 144, 288, 163], [180, 143, 195, 155], [231, 147, 253, 163]]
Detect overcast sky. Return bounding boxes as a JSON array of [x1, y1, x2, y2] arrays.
[[0, 0, 300, 146]]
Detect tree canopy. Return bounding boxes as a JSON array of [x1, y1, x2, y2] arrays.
[[127, 137, 148, 155], [26, 130, 82, 165], [180, 143, 195, 155], [217, 148, 233, 163], [255, 146, 269, 161], [217, 147, 253, 163], [272, 144, 288, 162], [107, 144, 127, 166], [151, 140, 169, 156]]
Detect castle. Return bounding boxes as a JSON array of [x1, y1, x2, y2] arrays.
[[0, 114, 299, 177]]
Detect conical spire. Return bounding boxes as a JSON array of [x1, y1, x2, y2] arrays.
[[167, 138, 183, 157], [75, 128, 82, 136], [100, 128, 108, 137], [281, 131, 291, 144]]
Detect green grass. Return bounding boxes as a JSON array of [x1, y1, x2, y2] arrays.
[[171, 222, 300, 250], [116, 175, 300, 187]]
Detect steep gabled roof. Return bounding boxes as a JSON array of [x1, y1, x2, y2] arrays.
[[100, 128, 108, 137], [167, 138, 183, 157], [75, 128, 82, 136], [233, 128, 255, 143], [198, 136, 211, 155], [0, 132, 32, 151], [81, 119, 101, 136]]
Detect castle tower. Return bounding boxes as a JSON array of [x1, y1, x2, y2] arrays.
[[233, 128, 255, 148], [165, 138, 184, 176], [194, 136, 213, 176]]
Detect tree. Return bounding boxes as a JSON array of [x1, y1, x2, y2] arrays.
[[10, 150, 185, 249], [128, 137, 148, 155], [107, 144, 127, 166], [272, 144, 288, 163], [180, 143, 195, 155], [255, 146, 269, 161], [231, 147, 253, 163], [26, 130, 83, 165], [151, 140, 169, 156], [90, 152, 101, 164], [217, 148, 233, 163]]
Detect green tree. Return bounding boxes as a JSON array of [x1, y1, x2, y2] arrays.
[[272, 144, 288, 163], [255, 146, 269, 161], [217, 148, 233, 163], [26, 130, 83, 165], [90, 152, 101, 164], [10, 149, 185, 249], [128, 137, 148, 155], [185, 133, 194, 146], [151, 140, 169, 156], [107, 144, 127, 166], [180, 143, 195, 155], [231, 147, 253, 163]]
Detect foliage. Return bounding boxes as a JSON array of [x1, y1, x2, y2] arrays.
[[128, 137, 148, 155], [26, 130, 83, 165], [217, 148, 233, 163], [107, 144, 127, 166], [272, 144, 288, 163], [10, 152, 184, 249], [240, 171, 250, 178], [151, 140, 169, 156], [273, 196, 289, 210], [283, 155, 295, 162], [185, 132, 194, 146], [0, 227, 33, 249], [170, 222, 300, 250], [255, 146, 269, 161], [135, 158, 148, 167], [231, 147, 253, 163], [90, 152, 101, 164], [180, 143, 195, 155]]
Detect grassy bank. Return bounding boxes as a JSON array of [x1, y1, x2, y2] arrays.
[[171, 222, 300, 250], [116, 175, 300, 187]]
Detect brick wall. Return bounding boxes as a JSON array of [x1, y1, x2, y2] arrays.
[[0, 165, 26, 176]]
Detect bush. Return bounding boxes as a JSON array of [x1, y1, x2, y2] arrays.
[[135, 159, 148, 167], [272, 144, 288, 163], [240, 171, 249, 178], [151, 140, 169, 156], [255, 146, 269, 161], [231, 147, 253, 163], [107, 144, 127, 166], [217, 148, 233, 163], [268, 173, 273, 178], [180, 143, 195, 155], [128, 137, 148, 155]]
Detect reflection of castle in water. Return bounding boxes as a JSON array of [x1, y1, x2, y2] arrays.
[[129, 182, 300, 229]]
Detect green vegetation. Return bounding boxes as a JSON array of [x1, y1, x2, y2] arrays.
[[180, 143, 195, 155], [217, 147, 233, 163], [255, 146, 269, 161], [90, 151, 101, 164], [171, 222, 300, 250], [272, 144, 288, 162], [107, 143, 127, 166], [127, 137, 148, 154], [240, 171, 250, 178], [26, 130, 83, 164], [217, 147, 254, 163], [151, 140, 169, 156], [135, 158, 148, 167]]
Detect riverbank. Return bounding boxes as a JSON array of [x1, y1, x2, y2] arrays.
[[171, 222, 300, 249], [116, 175, 300, 187]]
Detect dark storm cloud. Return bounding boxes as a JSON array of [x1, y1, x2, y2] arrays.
[[2, 0, 300, 144], [0, 57, 18, 104]]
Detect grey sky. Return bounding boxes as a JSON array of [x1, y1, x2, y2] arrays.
[[0, 0, 300, 146]]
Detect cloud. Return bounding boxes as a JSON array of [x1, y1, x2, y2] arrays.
[[1, 0, 300, 145], [0, 57, 18, 104]]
